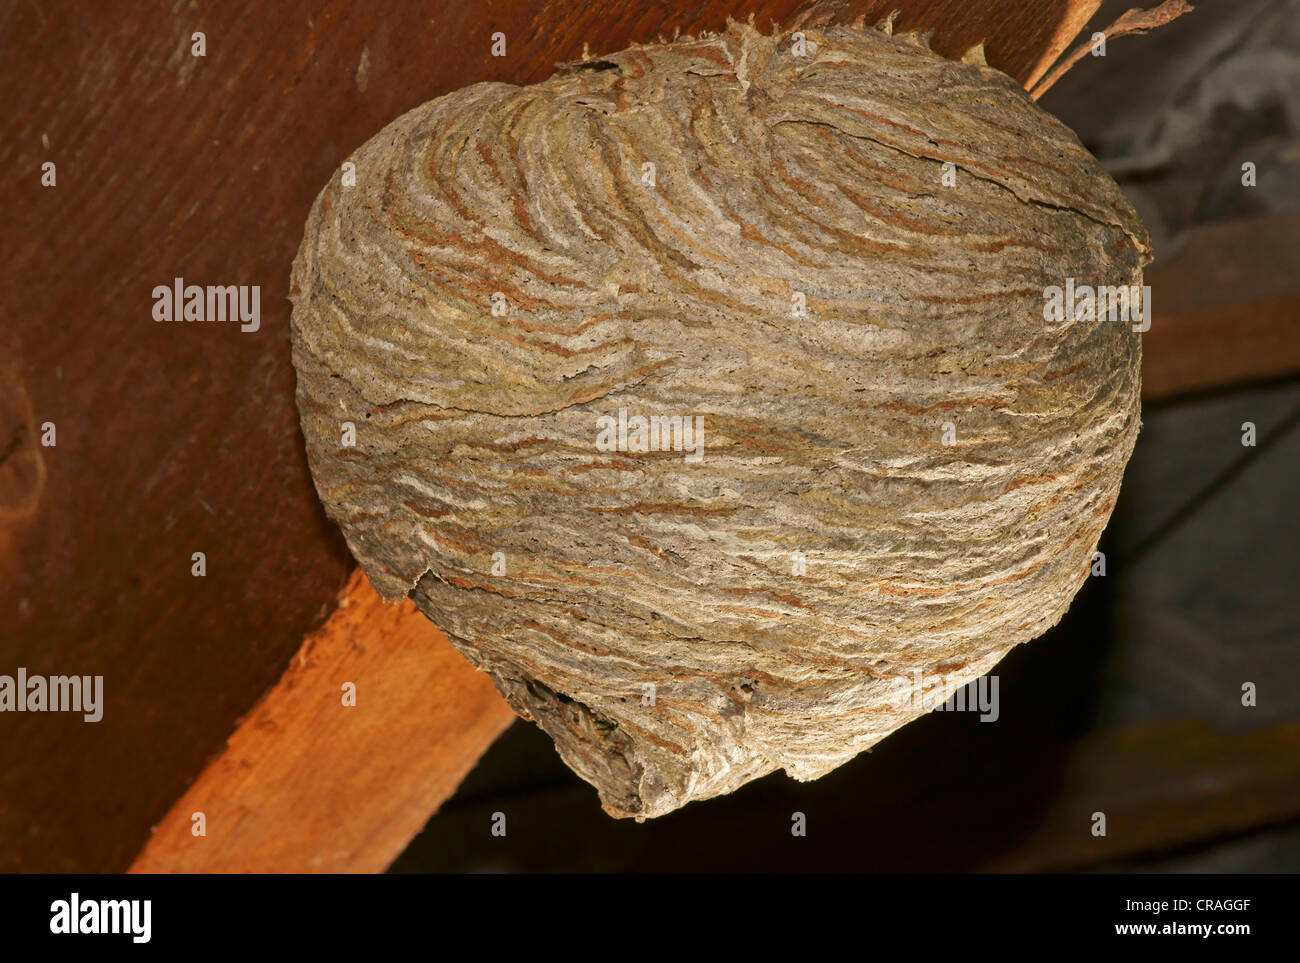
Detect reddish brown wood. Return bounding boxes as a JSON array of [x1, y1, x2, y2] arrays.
[[1143, 213, 1300, 400], [129, 570, 515, 874], [1025, 0, 1101, 90]]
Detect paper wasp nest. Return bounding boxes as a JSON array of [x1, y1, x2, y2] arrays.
[[290, 18, 1149, 818]]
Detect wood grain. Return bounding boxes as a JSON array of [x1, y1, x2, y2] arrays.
[[1143, 212, 1300, 400], [129, 569, 515, 874]]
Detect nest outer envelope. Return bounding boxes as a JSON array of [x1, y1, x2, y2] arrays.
[[289, 19, 1150, 819]]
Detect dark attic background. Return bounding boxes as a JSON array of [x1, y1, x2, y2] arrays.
[[393, 0, 1300, 872]]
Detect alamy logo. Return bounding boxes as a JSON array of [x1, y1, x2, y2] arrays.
[[152, 277, 260, 332], [0, 668, 102, 722], [890, 670, 999, 722], [595, 408, 704, 463], [50, 893, 151, 943], [1043, 278, 1150, 332]]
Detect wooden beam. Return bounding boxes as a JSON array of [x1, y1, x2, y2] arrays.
[[1143, 212, 1300, 400], [129, 570, 515, 873], [983, 718, 1300, 871]]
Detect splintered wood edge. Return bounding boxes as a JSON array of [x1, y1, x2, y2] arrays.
[[1029, 1, 1194, 100], [129, 2, 1291, 874], [128, 569, 515, 873], [1024, 0, 1101, 91]]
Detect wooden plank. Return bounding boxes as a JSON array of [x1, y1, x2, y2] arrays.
[[0, 0, 1102, 872], [983, 719, 1300, 871], [1143, 212, 1300, 400], [129, 569, 516, 874]]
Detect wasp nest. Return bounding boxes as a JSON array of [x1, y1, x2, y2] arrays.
[[290, 17, 1148, 818]]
